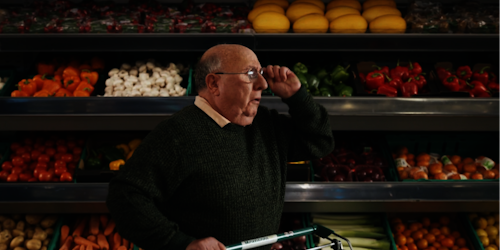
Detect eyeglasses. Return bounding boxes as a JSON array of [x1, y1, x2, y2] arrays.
[[214, 68, 264, 81]]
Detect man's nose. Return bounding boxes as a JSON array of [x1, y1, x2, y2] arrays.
[[254, 73, 268, 90]]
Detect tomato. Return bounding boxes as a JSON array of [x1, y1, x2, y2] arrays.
[[36, 146, 46, 152], [57, 145, 68, 153], [10, 142, 21, 151], [38, 154, 50, 163], [54, 153, 63, 160], [21, 164, 28, 171], [24, 138, 33, 145], [45, 148, 56, 157], [11, 156, 24, 167], [1, 161, 13, 171], [15, 147, 26, 155], [33, 168, 44, 179], [0, 171, 10, 181], [19, 173, 32, 182], [67, 141, 76, 150], [38, 171, 53, 182], [61, 154, 74, 163], [24, 145, 33, 152], [54, 160, 67, 169], [44, 140, 55, 147], [54, 167, 67, 176], [48, 162, 55, 168], [56, 139, 66, 146], [11, 166, 23, 175], [36, 162, 48, 169], [47, 168, 55, 175], [29, 162, 37, 170], [31, 150, 42, 160], [28, 177, 38, 182], [21, 153, 31, 163], [60, 172, 73, 182], [6, 173, 18, 182], [73, 147, 82, 155]]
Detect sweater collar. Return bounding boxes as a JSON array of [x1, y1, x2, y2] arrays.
[[194, 96, 231, 128]]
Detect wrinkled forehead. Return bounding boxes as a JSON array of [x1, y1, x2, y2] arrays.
[[220, 48, 261, 72]]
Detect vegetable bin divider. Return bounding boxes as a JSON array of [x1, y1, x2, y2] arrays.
[[47, 216, 66, 250], [0, 69, 16, 96], [385, 131, 499, 182], [462, 214, 487, 250], [186, 67, 193, 96]]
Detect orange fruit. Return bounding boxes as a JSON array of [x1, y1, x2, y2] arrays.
[[399, 170, 409, 180], [449, 174, 461, 180], [401, 246, 409, 250], [418, 239, 429, 249], [471, 173, 483, 180], [444, 165, 458, 173], [396, 234, 407, 246], [483, 170, 496, 179], [451, 247, 459, 250], [463, 172, 471, 179], [456, 238, 466, 247], [429, 164, 443, 175], [404, 229, 413, 237], [463, 164, 477, 173], [408, 237, 415, 244], [408, 154, 415, 160], [398, 147, 409, 155], [417, 161, 430, 167], [491, 169, 499, 178], [450, 155, 461, 165], [399, 154, 408, 160], [428, 247, 437, 250], [439, 216, 450, 225], [408, 160, 416, 167], [438, 247, 449, 250], [462, 158, 474, 164], [416, 222, 423, 229], [456, 163, 463, 173], [437, 235, 446, 241], [441, 226, 450, 235], [410, 223, 420, 231], [408, 243, 418, 250], [425, 234, 436, 243], [422, 217, 431, 227], [395, 223, 406, 233], [458, 248, 469, 250], [434, 172, 448, 180], [412, 231, 424, 240], [441, 238, 454, 248], [421, 229, 429, 234], [433, 242, 441, 248], [409, 167, 421, 177], [417, 153, 431, 162], [414, 171, 429, 180], [430, 228, 441, 235], [451, 232, 461, 239]]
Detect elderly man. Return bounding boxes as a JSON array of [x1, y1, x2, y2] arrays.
[[106, 44, 334, 250]]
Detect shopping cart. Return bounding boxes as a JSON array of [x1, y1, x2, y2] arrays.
[[225, 224, 353, 250]]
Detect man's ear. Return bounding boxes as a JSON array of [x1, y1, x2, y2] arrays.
[[205, 73, 221, 96]]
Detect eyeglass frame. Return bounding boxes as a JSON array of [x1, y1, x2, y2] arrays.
[[214, 68, 264, 81]]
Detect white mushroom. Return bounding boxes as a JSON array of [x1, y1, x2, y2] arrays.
[[129, 69, 138, 76], [120, 63, 131, 70], [130, 90, 141, 97], [132, 85, 142, 91], [160, 71, 171, 78], [153, 67, 162, 73], [166, 76, 175, 85], [140, 87, 152, 94], [105, 79, 113, 87], [152, 72, 160, 79], [118, 70, 128, 78], [159, 91, 170, 97], [114, 85, 125, 91], [141, 80, 152, 88], [149, 89, 160, 96], [169, 69, 177, 75], [113, 91, 123, 97], [127, 76, 138, 83], [174, 85, 183, 93], [179, 88, 187, 96], [112, 79, 124, 87], [166, 82, 175, 90], [139, 65, 147, 73], [146, 62, 155, 71], [104, 86, 113, 93], [135, 61, 145, 67], [139, 73, 149, 81], [174, 75, 183, 84], [108, 68, 119, 77], [124, 81, 134, 88]]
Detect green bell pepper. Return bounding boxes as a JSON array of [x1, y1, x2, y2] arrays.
[[315, 69, 329, 81], [306, 74, 320, 91], [320, 75, 334, 87], [319, 87, 333, 97], [293, 62, 308, 74], [331, 65, 351, 85], [296, 72, 309, 89], [338, 85, 353, 97]]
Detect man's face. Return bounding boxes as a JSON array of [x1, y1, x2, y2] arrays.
[[214, 51, 268, 126]]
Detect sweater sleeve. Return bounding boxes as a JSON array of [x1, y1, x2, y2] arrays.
[[106, 127, 196, 250], [274, 86, 334, 161]]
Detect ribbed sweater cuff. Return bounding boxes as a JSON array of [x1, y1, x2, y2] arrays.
[[164, 231, 196, 250], [282, 85, 309, 107]]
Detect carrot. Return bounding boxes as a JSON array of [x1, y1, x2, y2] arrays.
[[87, 235, 97, 243], [60, 225, 70, 247], [128, 243, 133, 250], [89, 215, 100, 235], [107, 234, 114, 250], [86, 245, 93, 250], [117, 246, 127, 250], [97, 234, 109, 250], [59, 236, 74, 250], [103, 220, 115, 236], [121, 239, 129, 249], [99, 215, 108, 229], [79, 245, 85, 250], [73, 217, 89, 237], [72, 246, 80, 250], [113, 233, 121, 250], [74, 236, 101, 249]]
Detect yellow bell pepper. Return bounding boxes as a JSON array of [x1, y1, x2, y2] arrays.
[[116, 144, 130, 156], [128, 139, 142, 151], [126, 149, 135, 160], [109, 159, 125, 171]]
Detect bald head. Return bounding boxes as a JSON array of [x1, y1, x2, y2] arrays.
[[194, 44, 255, 92]]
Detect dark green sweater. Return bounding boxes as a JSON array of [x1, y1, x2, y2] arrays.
[[106, 87, 334, 250]]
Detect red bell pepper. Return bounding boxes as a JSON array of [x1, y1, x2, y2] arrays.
[[490, 73, 498, 83], [436, 67, 452, 81], [487, 82, 499, 93], [476, 91, 491, 97], [385, 74, 402, 90], [401, 80, 418, 97], [458, 79, 469, 91], [409, 74, 427, 90], [456, 66, 472, 80], [377, 85, 398, 97], [372, 65, 389, 75], [467, 80, 490, 96], [390, 60, 409, 81], [409, 62, 422, 75], [366, 72, 385, 90], [442, 75, 460, 91], [472, 66, 490, 84], [359, 72, 366, 84]]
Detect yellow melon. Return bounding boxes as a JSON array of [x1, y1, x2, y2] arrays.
[[286, 3, 324, 23], [369, 14, 406, 33], [253, 12, 291, 33], [329, 14, 367, 33], [362, 5, 401, 23], [248, 4, 285, 23], [325, 6, 360, 22], [293, 14, 329, 33], [254, 0, 290, 9], [326, 0, 361, 11], [363, 0, 397, 10], [291, 0, 326, 11]]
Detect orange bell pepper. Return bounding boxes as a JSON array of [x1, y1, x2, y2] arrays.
[[11, 90, 28, 97], [64, 76, 81, 93], [37, 63, 55, 75], [55, 65, 65, 76], [73, 90, 90, 97], [53, 75, 63, 82], [90, 57, 105, 70], [18, 79, 37, 96], [33, 89, 52, 97], [79, 64, 92, 71], [75, 82, 94, 94], [55, 88, 73, 97], [63, 66, 80, 78], [42, 79, 62, 95], [33, 74, 47, 90], [80, 69, 99, 86]]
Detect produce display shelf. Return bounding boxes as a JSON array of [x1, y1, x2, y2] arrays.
[[0, 33, 497, 52], [0, 97, 497, 131], [0, 182, 497, 213]]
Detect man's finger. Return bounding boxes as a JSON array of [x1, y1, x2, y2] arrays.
[[219, 242, 226, 250], [279, 66, 289, 82], [273, 65, 282, 83], [266, 65, 274, 79]]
